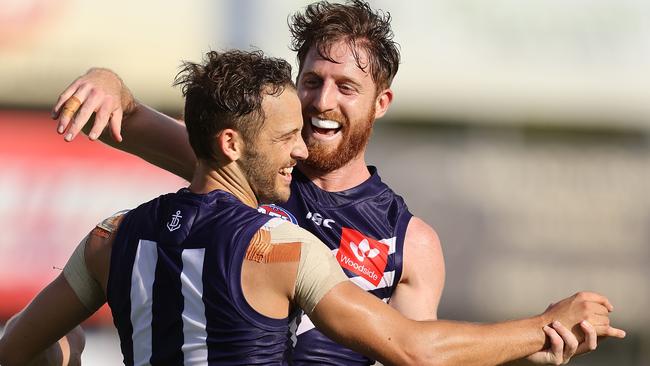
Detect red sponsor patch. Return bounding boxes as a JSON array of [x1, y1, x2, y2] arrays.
[[336, 228, 389, 286]]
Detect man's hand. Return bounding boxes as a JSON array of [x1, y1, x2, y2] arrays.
[[52, 68, 134, 143], [524, 320, 597, 365], [541, 292, 625, 340]]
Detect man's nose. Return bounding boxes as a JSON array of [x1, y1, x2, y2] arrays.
[[292, 135, 309, 161], [312, 82, 337, 112]]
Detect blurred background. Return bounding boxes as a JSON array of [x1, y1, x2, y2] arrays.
[[0, 0, 648, 365]]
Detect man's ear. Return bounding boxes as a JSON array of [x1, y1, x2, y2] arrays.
[[374, 88, 393, 120], [216, 129, 243, 161]]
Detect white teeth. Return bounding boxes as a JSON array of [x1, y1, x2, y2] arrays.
[[280, 167, 293, 175], [311, 117, 341, 129]]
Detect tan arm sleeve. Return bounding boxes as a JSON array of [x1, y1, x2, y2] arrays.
[[267, 220, 348, 315], [62, 234, 104, 312], [62, 209, 128, 312]]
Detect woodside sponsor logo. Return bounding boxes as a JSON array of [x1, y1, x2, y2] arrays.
[[336, 228, 389, 286]]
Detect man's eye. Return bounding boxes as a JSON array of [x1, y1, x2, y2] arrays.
[[339, 84, 355, 94], [303, 78, 320, 88]]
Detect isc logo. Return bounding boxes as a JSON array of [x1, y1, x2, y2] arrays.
[[306, 212, 335, 228]]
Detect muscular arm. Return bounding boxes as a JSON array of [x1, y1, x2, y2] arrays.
[[388, 218, 602, 364], [311, 283, 621, 366], [284, 223, 623, 366], [389, 216, 444, 320], [53, 68, 197, 181], [98, 103, 196, 181], [313, 281, 548, 366]]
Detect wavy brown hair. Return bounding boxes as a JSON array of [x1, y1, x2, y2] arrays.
[[174, 50, 294, 161], [289, 0, 400, 91]]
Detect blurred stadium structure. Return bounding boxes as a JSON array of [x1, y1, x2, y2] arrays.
[[0, 1, 648, 365]]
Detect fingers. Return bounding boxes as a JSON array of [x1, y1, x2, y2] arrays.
[[574, 292, 614, 312], [574, 320, 598, 355], [108, 108, 124, 142], [603, 325, 626, 339], [87, 99, 113, 141], [57, 83, 92, 139], [550, 321, 579, 364], [52, 68, 126, 143], [65, 88, 105, 141], [58, 96, 82, 125], [543, 325, 564, 364], [52, 78, 83, 119]]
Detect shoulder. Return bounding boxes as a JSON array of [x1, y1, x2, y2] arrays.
[[85, 210, 129, 274], [401, 216, 444, 282], [264, 218, 323, 246], [405, 216, 440, 247]]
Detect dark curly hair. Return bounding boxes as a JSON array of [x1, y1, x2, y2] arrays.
[[174, 50, 294, 162], [289, 0, 400, 92]]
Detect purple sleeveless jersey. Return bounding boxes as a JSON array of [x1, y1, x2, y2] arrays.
[[108, 189, 293, 365], [261, 166, 413, 365]]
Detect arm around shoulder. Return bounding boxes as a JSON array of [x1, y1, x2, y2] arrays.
[[53, 67, 197, 181]]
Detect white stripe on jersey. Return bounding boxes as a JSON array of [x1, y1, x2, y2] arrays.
[[296, 313, 315, 336], [349, 270, 395, 291], [330, 236, 396, 257], [180, 248, 208, 365], [131, 240, 158, 366], [379, 237, 397, 254]]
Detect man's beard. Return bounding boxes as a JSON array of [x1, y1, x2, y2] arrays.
[[238, 144, 289, 205], [303, 105, 375, 173]]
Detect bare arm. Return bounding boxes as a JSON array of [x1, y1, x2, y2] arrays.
[[0, 216, 120, 366], [310, 283, 624, 366], [52, 68, 197, 181], [0, 275, 91, 366], [389, 217, 600, 365], [389, 216, 444, 320]]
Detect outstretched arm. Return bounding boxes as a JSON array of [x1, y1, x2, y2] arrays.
[[389, 217, 599, 365], [311, 284, 623, 366], [52, 68, 197, 181]]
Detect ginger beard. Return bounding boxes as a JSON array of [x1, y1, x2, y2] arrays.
[[238, 140, 295, 205], [302, 104, 375, 173]]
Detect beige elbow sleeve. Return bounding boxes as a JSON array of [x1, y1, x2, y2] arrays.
[[63, 235, 105, 312], [293, 230, 348, 315]]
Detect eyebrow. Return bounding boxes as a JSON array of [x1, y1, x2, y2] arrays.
[[301, 71, 363, 89], [277, 127, 301, 139]]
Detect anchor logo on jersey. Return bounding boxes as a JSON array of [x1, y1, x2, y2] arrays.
[[166, 210, 182, 232]]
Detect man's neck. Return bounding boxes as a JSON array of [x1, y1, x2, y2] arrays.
[[188, 160, 258, 208], [298, 154, 371, 192]]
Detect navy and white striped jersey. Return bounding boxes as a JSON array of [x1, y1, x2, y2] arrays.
[[107, 189, 293, 366], [265, 166, 413, 365]]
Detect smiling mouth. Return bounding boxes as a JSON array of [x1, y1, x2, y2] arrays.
[[311, 117, 342, 136], [279, 166, 294, 177]]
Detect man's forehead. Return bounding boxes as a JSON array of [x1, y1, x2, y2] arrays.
[[306, 40, 370, 71], [260, 89, 302, 131]]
